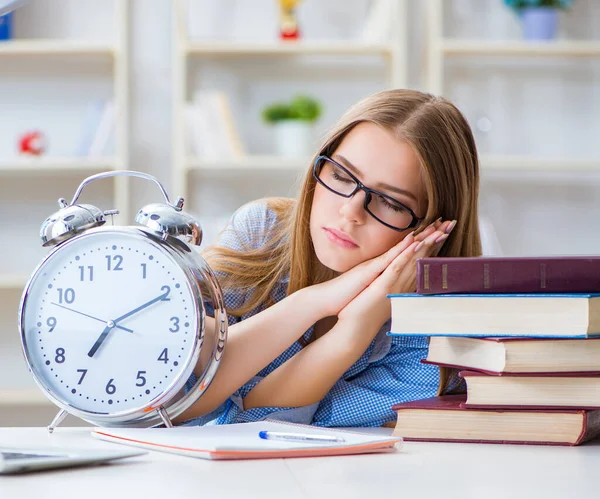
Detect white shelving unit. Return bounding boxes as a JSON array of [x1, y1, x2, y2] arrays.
[[425, 0, 600, 173], [0, 1, 130, 419], [172, 0, 409, 205]]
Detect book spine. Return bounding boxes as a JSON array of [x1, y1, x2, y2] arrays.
[[416, 257, 600, 294]]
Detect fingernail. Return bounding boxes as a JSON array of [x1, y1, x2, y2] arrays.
[[413, 241, 425, 253], [435, 233, 449, 244], [445, 220, 457, 234]]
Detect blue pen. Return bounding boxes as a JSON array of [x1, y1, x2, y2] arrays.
[[258, 431, 345, 443]]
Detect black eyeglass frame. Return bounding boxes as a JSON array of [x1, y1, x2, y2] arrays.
[[312, 155, 424, 232]]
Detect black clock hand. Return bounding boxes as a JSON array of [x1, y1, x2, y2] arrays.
[[87, 324, 112, 358], [51, 302, 133, 333], [87, 289, 169, 358]]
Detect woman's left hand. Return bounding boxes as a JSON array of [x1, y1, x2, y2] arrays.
[[337, 219, 455, 328]]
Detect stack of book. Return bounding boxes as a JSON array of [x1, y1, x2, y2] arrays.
[[387, 256, 600, 446]]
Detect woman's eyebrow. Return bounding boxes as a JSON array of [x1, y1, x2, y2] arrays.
[[333, 154, 418, 202]]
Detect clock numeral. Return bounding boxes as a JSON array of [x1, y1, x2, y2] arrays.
[[106, 379, 116, 395], [161, 285, 171, 301], [106, 254, 124, 271], [46, 317, 57, 332], [76, 369, 88, 385], [57, 288, 75, 304], [157, 348, 169, 364], [136, 371, 147, 387], [54, 348, 66, 364], [141, 263, 147, 279], [78, 265, 94, 281], [169, 317, 180, 333]]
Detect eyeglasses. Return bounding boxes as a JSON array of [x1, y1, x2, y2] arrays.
[[313, 155, 423, 232]]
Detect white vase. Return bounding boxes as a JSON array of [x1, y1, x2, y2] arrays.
[[274, 121, 313, 158]]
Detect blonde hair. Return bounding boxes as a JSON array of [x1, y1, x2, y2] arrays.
[[202, 89, 482, 394]]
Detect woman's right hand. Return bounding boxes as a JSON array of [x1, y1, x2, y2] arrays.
[[307, 219, 453, 319]]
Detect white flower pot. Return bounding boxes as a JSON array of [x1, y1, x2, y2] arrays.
[[274, 121, 313, 158]]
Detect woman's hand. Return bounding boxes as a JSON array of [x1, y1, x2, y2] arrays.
[[337, 219, 455, 328], [309, 219, 452, 319]]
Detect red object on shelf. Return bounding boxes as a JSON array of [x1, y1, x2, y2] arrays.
[[18, 130, 46, 156]]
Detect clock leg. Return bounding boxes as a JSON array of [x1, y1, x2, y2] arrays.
[[156, 406, 173, 428], [47, 409, 68, 434]]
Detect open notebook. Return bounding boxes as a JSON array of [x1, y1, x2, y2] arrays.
[[91, 420, 402, 460]]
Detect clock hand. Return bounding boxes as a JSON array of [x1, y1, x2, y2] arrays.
[[50, 302, 133, 333], [111, 289, 170, 325], [87, 289, 169, 358], [87, 324, 112, 358]]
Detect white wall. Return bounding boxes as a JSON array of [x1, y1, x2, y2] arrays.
[[3, 0, 600, 264], [129, 0, 600, 256]]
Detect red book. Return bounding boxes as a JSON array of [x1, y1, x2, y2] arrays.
[[416, 256, 600, 295], [459, 370, 600, 409], [390, 395, 600, 446]]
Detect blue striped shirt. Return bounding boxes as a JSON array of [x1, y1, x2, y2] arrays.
[[182, 201, 444, 428]]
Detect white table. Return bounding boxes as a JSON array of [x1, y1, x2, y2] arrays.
[[1, 427, 599, 499]]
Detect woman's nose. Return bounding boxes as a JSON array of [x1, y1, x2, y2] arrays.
[[339, 189, 368, 224]]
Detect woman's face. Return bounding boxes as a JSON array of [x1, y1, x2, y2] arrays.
[[310, 122, 426, 273]]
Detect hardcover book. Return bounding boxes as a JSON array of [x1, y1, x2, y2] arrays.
[[390, 395, 600, 446], [388, 293, 600, 338], [416, 256, 600, 295], [459, 370, 600, 409], [424, 336, 600, 375]]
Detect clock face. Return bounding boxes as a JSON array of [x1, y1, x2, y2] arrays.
[[20, 229, 199, 416]]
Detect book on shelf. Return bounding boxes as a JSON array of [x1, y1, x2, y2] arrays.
[[186, 90, 244, 162], [360, 0, 392, 43], [0, 11, 12, 40], [416, 256, 600, 295], [389, 395, 600, 446], [387, 293, 600, 338], [459, 370, 600, 409], [423, 336, 600, 375], [76, 99, 115, 158]]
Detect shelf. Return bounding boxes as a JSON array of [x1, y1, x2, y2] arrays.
[[480, 156, 600, 171], [441, 40, 600, 57], [0, 275, 27, 290], [0, 388, 51, 406], [185, 41, 394, 56], [186, 155, 310, 171], [0, 39, 116, 57], [0, 157, 121, 175]]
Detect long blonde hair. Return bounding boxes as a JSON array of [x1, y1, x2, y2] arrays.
[[202, 89, 482, 393]]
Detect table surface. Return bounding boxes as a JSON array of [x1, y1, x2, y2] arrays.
[[1, 426, 599, 499]]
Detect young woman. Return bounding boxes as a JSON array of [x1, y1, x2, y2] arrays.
[[177, 89, 481, 427]]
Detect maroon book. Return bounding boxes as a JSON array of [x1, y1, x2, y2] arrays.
[[416, 256, 600, 295], [391, 395, 600, 446]]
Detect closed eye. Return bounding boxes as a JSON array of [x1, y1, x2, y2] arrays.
[[378, 195, 409, 213], [332, 172, 354, 183]]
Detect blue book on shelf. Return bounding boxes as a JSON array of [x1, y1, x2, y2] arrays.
[[0, 12, 13, 41], [386, 293, 600, 339]]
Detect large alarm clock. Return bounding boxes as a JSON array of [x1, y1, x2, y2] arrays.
[[18, 171, 227, 432]]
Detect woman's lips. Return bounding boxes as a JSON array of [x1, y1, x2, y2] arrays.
[[323, 227, 359, 249]]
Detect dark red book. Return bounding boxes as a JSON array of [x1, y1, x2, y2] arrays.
[[390, 395, 600, 446], [459, 370, 600, 409], [416, 256, 600, 295]]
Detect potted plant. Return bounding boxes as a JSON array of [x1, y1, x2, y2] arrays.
[[262, 95, 322, 158], [504, 0, 573, 41]]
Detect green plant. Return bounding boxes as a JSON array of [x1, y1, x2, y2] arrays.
[[504, 0, 573, 11], [262, 95, 322, 124]]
